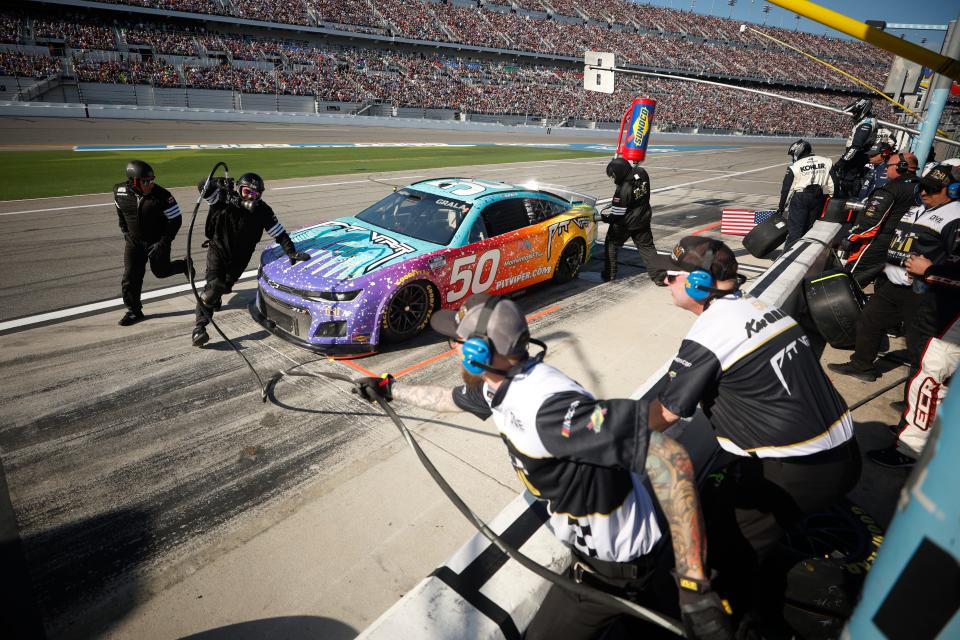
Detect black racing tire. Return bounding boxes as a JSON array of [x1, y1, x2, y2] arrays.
[[552, 238, 585, 284], [804, 269, 865, 349], [743, 212, 788, 258], [380, 280, 437, 343]]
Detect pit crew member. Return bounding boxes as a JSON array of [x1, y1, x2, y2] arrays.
[[602, 158, 666, 285], [647, 237, 860, 631], [192, 172, 310, 347], [115, 160, 190, 326], [874, 237, 960, 468], [776, 139, 833, 249], [857, 142, 893, 200], [831, 164, 960, 467], [353, 294, 731, 640], [832, 98, 877, 198], [844, 152, 919, 287]]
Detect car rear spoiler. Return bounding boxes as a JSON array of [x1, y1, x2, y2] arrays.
[[532, 184, 597, 208]]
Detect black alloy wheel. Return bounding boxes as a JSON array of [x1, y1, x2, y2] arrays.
[[553, 239, 585, 284], [381, 281, 436, 342]]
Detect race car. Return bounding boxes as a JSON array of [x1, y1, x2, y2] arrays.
[[251, 177, 598, 355]]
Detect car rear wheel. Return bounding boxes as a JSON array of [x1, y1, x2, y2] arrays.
[[552, 239, 585, 284], [381, 281, 437, 343]]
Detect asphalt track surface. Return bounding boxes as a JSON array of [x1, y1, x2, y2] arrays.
[[2, 123, 904, 639]]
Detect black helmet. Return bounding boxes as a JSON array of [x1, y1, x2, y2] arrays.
[[606, 158, 632, 184], [237, 172, 264, 210], [126, 159, 155, 180], [788, 139, 812, 162], [238, 172, 265, 193], [126, 160, 155, 193], [845, 98, 872, 121]]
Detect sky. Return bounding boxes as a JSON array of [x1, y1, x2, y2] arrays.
[[641, 0, 960, 50]]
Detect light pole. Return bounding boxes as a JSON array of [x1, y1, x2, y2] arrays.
[[762, 4, 771, 25], [727, 0, 737, 19]]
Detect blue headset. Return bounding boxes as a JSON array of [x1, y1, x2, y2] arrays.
[[461, 295, 502, 375], [683, 242, 718, 302], [949, 178, 960, 200], [683, 241, 743, 302]]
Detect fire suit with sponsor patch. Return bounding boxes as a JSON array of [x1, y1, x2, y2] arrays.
[[658, 291, 860, 616], [777, 154, 833, 249], [451, 361, 679, 639], [195, 188, 302, 328], [895, 242, 960, 457], [833, 117, 877, 198], [603, 167, 665, 284], [845, 173, 919, 287], [114, 180, 187, 314]]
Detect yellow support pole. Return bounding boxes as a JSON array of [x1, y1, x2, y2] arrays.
[[764, 0, 960, 80]]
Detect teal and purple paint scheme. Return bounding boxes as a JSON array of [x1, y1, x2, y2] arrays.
[[252, 178, 598, 355]]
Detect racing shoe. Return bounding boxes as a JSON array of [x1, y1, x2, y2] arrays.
[[191, 326, 210, 348], [118, 310, 145, 326], [867, 446, 916, 469], [827, 361, 879, 382]]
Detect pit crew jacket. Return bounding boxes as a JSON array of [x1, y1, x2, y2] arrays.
[[204, 190, 297, 267], [658, 292, 853, 458], [850, 174, 919, 240], [114, 181, 182, 244], [884, 199, 960, 286], [609, 166, 652, 232], [857, 162, 889, 200], [452, 361, 663, 563], [777, 154, 834, 211], [840, 117, 877, 164]]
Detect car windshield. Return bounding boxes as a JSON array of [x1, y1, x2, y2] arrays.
[[356, 189, 472, 246]]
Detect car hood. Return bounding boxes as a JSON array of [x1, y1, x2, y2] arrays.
[[261, 218, 435, 286]]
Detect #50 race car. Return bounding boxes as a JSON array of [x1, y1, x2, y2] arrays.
[[251, 177, 598, 355]]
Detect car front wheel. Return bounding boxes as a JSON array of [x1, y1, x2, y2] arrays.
[[381, 280, 437, 342]]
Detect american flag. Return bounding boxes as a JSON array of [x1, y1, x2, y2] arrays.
[[721, 209, 778, 236]]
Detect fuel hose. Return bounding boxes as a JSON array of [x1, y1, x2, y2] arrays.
[[266, 365, 686, 637]]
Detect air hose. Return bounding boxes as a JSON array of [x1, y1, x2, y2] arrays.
[[188, 161, 270, 402], [266, 365, 686, 637]]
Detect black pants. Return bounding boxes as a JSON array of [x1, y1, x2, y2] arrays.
[[851, 275, 941, 371], [122, 236, 186, 313], [701, 440, 861, 621], [784, 190, 825, 249], [195, 247, 246, 328], [525, 540, 678, 640], [846, 232, 893, 288], [602, 221, 665, 283]]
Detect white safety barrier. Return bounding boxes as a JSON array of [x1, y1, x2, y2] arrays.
[[0, 101, 844, 145]]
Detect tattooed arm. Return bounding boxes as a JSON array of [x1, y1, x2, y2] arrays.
[[392, 382, 462, 413], [645, 430, 707, 580]]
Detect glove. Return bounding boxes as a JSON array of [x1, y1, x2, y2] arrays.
[[289, 251, 311, 266], [839, 237, 853, 254], [599, 213, 611, 224], [147, 239, 168, 259], [674, 573, 733, 640], [352, 375, 394, 403]]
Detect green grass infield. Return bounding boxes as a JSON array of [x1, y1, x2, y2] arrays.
[[0, 146, 608, 200]]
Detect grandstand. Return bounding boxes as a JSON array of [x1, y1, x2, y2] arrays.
[[0, 0, 907, 136]]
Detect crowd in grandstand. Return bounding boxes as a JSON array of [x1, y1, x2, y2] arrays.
[[0, 2, 915, 137]]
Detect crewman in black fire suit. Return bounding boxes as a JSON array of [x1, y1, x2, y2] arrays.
[[844, 152, 919, 288], [831, 98, 877, 199], [602, 158, 666, 285], [114, 160, 191, 326], [192, 172, 311, 347]]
